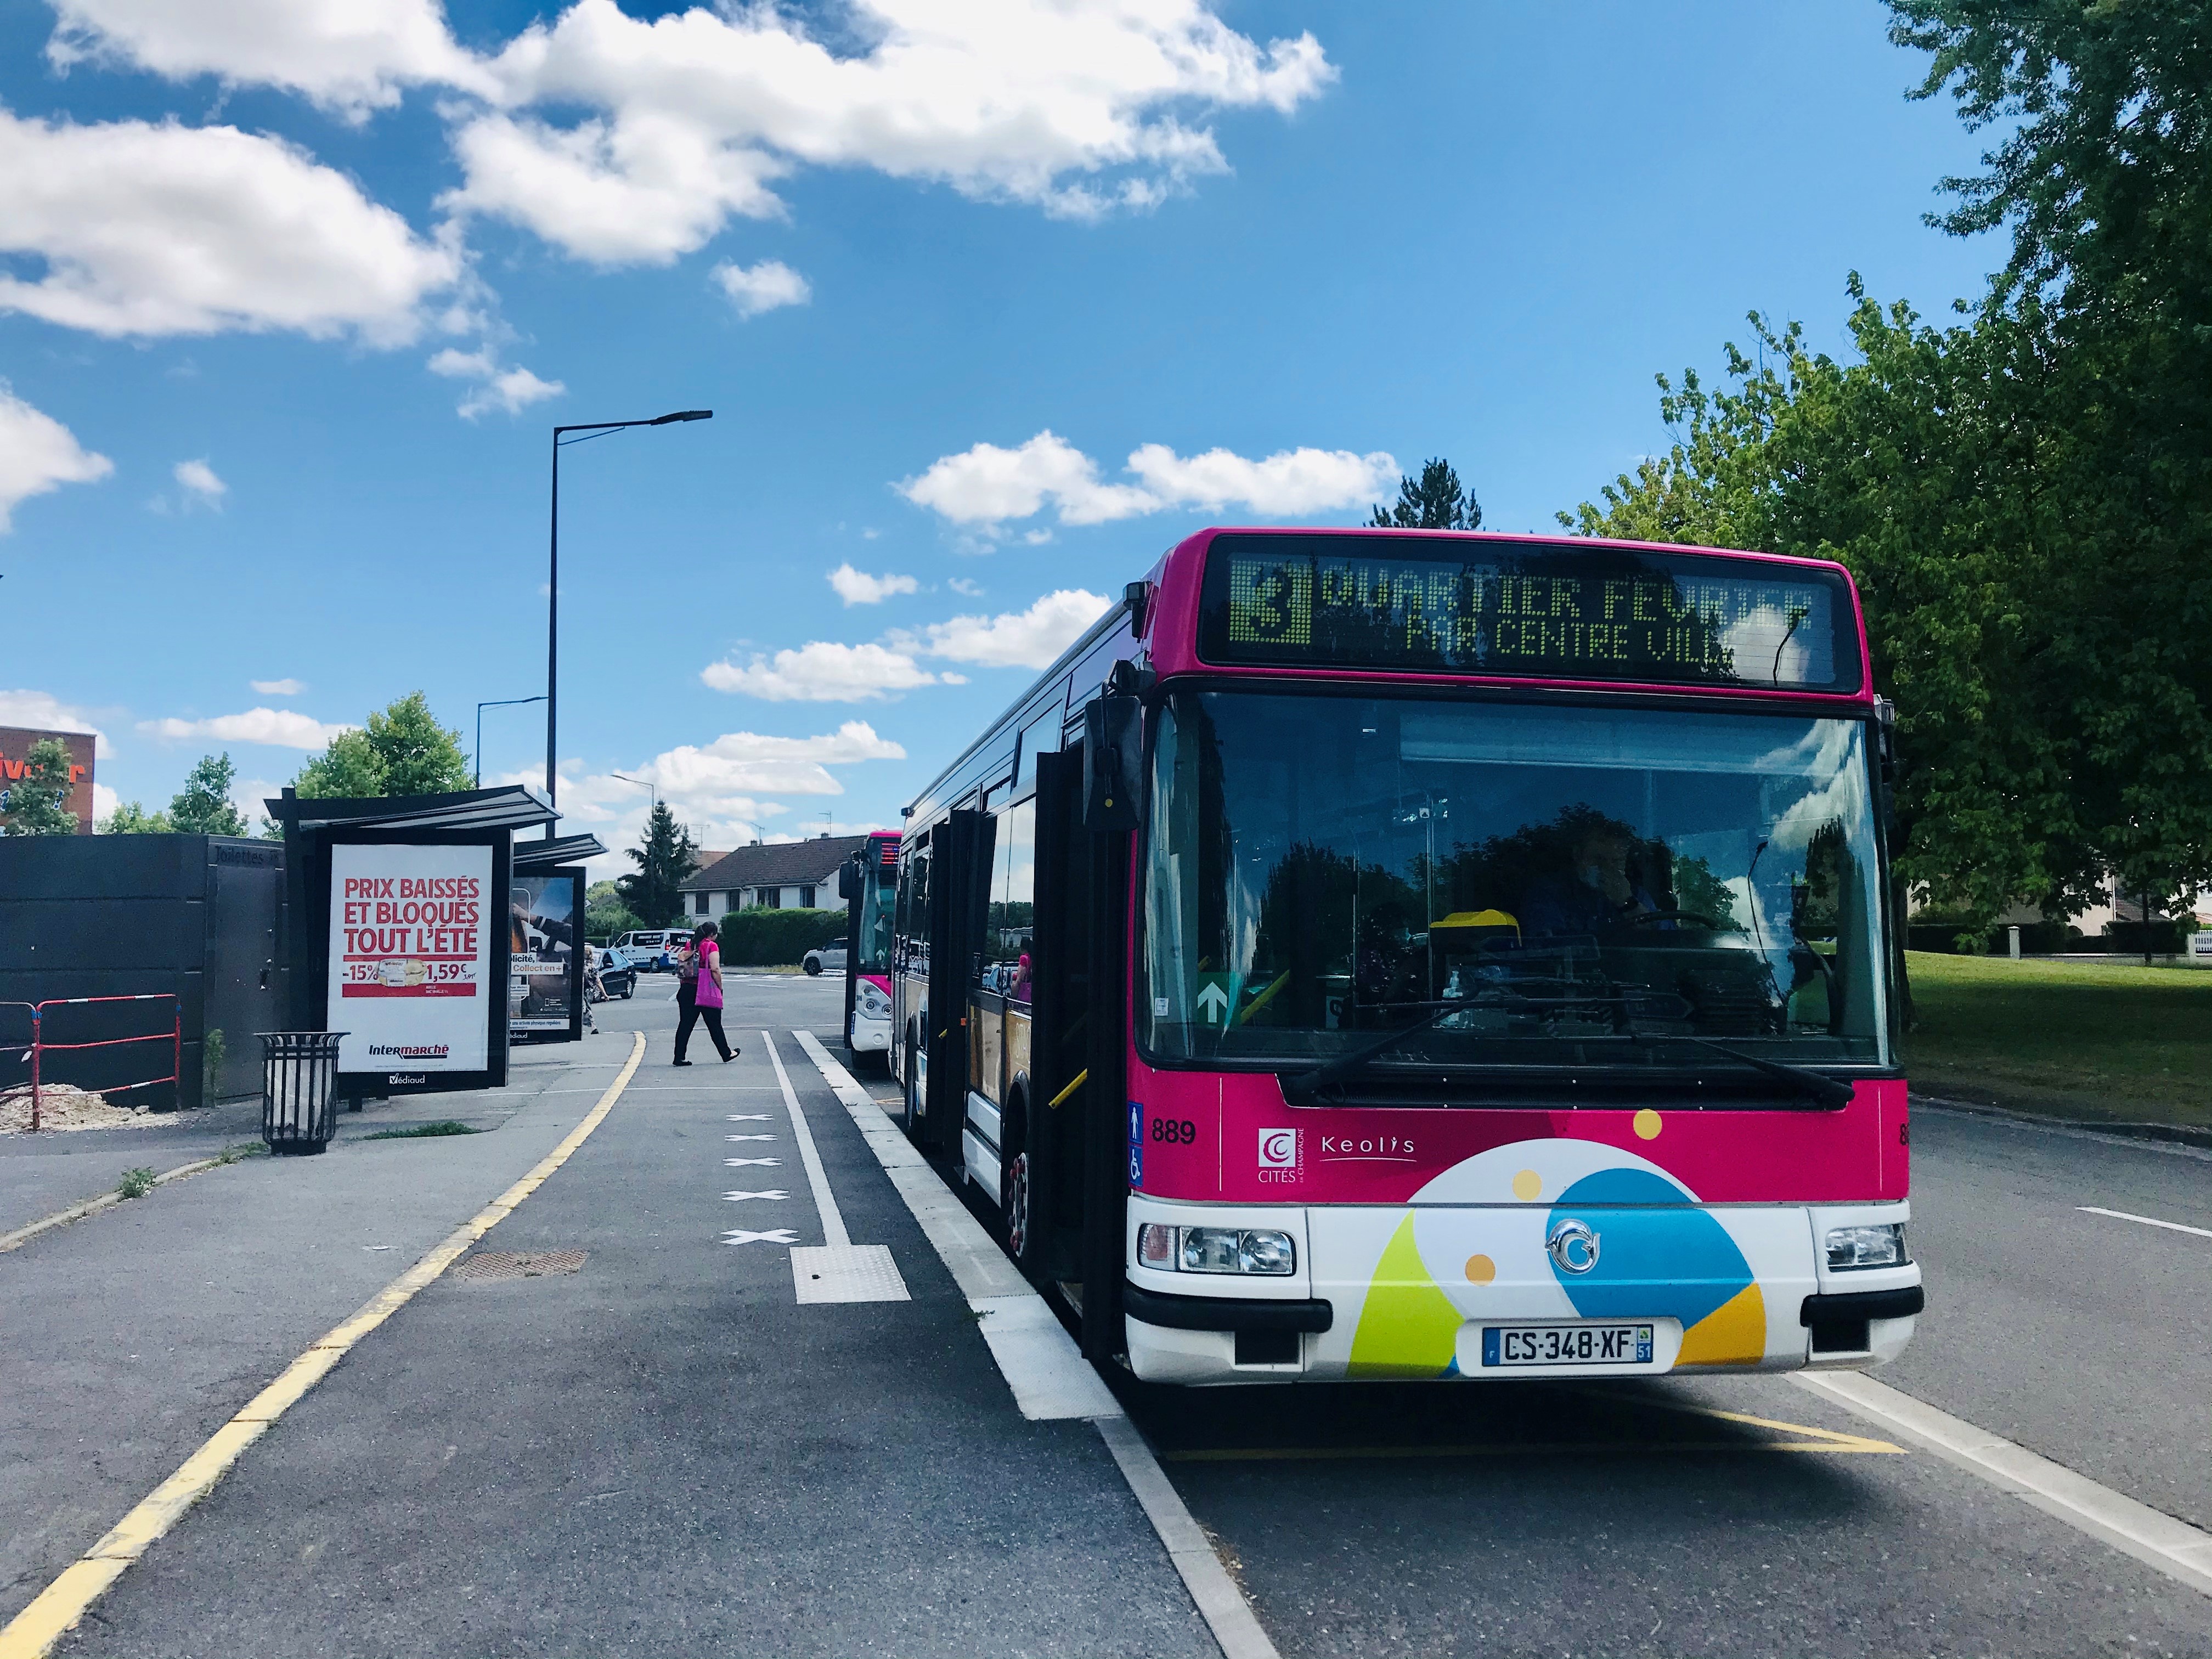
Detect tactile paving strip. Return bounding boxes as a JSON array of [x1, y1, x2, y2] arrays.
[[791, 1243, 910, 1304], [452, 1249, 588, 1280]]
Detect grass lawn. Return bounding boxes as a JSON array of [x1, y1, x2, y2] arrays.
[[1904, 952, 2212, 1130]]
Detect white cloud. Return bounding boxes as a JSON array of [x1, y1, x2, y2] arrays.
[[428, 346, 565, 418], [0, 386, 112, 532], [0, 110, 460, 341], [0, 689, 112, 755], [901, 430, 1396, 529], [140, 707, 356, 749], [250, 678, 305, 696], [828, 563, 918, 606], [898, 430, 1154, 527], [47, 0, 494, 120], [434, 0, 1332, 264], [701, 641, 938, 703], [946, 577, 984, 597], [174, 458, 226, 510], [898, 589, 1111, 670], [93, 782, 119, 822], [712, 259, 810, 317], [527, 722, 905, 871]]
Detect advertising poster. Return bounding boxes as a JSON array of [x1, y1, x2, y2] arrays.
[[510, 872, 581, 1037], [326, 842, 493, 1074]]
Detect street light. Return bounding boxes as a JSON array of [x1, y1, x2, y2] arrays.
[[476, 695, 547, 790], [547, 409, 712, 836], [610, 770, 658, 819]]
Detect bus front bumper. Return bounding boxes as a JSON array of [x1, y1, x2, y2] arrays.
[[1122, 1197, 1921, 1385]]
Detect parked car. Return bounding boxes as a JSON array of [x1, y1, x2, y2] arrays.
[[802, 940, 849, 977], [594, 947, 636, 1000]]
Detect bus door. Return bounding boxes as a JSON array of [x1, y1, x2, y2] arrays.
[[838, 850, 862, 1051], [1032, 744, 1131, 1362], [924, 808, 991, 1160]]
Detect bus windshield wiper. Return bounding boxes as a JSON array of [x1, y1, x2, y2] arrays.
[[1280, 1001, 1468, 1101], [1632, 1034, 1854, 1108]]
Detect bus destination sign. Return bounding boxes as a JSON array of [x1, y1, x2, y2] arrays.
[[1197, 534, 1861, 693]]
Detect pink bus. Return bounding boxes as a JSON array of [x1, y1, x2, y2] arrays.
[[891, 527, 1920, 1384], [839, 830, 900, 1065]]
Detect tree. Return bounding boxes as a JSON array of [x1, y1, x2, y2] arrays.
[[1371, 458, 1481, 531], [291, 692, 473, 799], [616, 803, 700, 926], [170, 753, 249, 836], [1, 738, 80, 835], [100, 801, 175, 834]]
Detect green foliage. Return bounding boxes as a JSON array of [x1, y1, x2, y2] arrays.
[[364, 1120, 476, 1139], [100, 800, 175, 834], [291, 693, 472, 800], [2, 738, 80, 836], [171, 753, 249, 836], [616, 803, 700, 926], [116, 1167, 157, 1200], [292, 729, 386, 799], [201, 1027, 228, 1099], [1371, 457, 1481, 531], [716, 907, 848, 966]]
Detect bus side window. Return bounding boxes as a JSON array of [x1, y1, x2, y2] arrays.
[[981, 798, 1035, 998]]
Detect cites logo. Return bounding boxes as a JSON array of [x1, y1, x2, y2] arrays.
[[1257, 1127, 1301, 1182]]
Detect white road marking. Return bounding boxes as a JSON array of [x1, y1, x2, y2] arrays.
[[727, 1114, 771, 1121], [723, 1190, 789, 1202], [723, 1228, 799, 1246], [788, 1028, 1275, 1659], [725, 1134, 776, 1142], [724, 1157, 781, 1167], [1792, 1371, 2212, 1598], [761, 1031, 848, 1249], [2078, 1205, 2212, 1240]]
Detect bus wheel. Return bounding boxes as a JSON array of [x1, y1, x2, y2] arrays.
[[901, 1030, 922, 1137], [1005, 1151, 1031, 1260]]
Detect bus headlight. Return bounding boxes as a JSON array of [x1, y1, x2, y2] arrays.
[[1825, 1223, 1908, 1270], [855, 980, 890, 1017], [1136, 1224, 1295, 1276]]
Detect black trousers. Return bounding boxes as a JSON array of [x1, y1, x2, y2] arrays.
[[674, 996, 732, 1063]]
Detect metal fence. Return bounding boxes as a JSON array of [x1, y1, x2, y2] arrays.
[[0, 994, 183, 1131]]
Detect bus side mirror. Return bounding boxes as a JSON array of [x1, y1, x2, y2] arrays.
[[837, 857, 859, 901], [1083, 695, 1142, 832]]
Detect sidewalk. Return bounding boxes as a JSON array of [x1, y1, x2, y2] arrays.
[[0, 1040, 635, 1628]]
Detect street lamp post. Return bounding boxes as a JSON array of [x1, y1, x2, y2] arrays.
[[610, 770, 658, 820], [476, 695, 547, 790], [548, 409, 712, 836]]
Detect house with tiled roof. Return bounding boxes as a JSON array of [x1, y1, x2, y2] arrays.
[[679, 834, 869, 920]]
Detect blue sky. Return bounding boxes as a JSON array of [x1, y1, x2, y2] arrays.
[[0, 0, 2001, 871]]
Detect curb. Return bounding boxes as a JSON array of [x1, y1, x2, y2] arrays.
[[0, 1156, 230, 1254], [1912, 1093, 2212, 1153]]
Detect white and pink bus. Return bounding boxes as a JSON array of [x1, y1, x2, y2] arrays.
[[838, 830, 900, 1066], [891, 528, 1921, 1384]]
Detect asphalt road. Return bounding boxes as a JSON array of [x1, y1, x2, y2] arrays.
[[9, 966, 2210, 1656]]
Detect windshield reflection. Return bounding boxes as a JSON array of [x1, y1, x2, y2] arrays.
[[1139, 693, 1889, 1076]]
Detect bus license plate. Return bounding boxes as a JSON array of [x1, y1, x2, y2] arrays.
[[1481, 1323, 1655, 1368]]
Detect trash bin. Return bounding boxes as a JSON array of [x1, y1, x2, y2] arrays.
[[259, 1031, 345, 1154]]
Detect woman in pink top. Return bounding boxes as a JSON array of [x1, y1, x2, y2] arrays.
[[673, 921, 736, 1064]]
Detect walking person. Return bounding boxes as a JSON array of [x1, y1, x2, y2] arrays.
[[673, 921, 736, 1065]]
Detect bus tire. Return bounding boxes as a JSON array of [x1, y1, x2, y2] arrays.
[[901, 1027, 922, 1139], [1001, 1087, 1035, 1270]]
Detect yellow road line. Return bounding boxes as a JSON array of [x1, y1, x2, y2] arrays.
[[0, 1030, 646, 1659]]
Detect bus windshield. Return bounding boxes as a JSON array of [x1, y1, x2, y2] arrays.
[[1139, 691, 1889, 1076], [856, 864, 895, 975]]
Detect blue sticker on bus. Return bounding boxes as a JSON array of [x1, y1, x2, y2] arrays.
[[1128, 1102, 1144, 1187]]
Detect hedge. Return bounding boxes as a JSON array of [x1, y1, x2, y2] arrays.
[[716, 907, 848, 965]]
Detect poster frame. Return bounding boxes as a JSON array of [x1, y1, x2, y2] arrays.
[[509, 865, 586, 1044], [306, 826, 512, 1098]]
